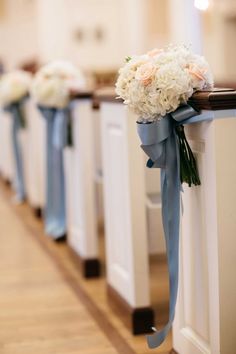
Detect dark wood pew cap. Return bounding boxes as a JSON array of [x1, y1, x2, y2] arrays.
[[70, 89, 94, 100], [93, 87, 123, 107], [188, 87, 236, 110]]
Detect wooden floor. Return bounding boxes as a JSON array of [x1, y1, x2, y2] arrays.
[[0, 181, 172, 354]]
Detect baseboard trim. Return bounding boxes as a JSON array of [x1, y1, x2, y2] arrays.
[[33, 207, 42, 219], [107, 284, 155, 335], [69, 246, 101, 278], [4, 178, 11, 187]]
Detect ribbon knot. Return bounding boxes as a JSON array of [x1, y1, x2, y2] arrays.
[[38, 105, 73, 149]]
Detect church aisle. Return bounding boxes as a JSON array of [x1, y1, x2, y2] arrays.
[[0, 180, 171, 354]]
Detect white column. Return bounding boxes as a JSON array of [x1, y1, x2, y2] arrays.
[[101, 101, 151, 308], [64, 98, 100, 277], [173, 110, 236, 354], [168, 0, 202, 53], [35, 0, 69, 62]]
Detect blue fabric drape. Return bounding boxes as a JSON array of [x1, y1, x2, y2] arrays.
[[4, 102, 26, 201], [137, 105, 200, 348], [38, 106, 69, 240]]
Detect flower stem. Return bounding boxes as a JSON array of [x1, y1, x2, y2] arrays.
[[175, 125, 201, 187]]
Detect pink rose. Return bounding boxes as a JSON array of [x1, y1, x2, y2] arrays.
[[135, 62, 156, 86], [147, 48, 164, 57], [187, 64, 206, 81]]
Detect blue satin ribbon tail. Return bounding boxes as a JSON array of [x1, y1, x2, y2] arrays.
[[137, 105, 199, 349], [5, 102, 26, 200], [38, 106, 67, 239]]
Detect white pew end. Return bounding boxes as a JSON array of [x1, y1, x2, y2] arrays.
[[64, 92, 100, 278], [173, 111, 236, 354], [23, 98, 46, 216], [97, 88, 155, 334], [0, 109, 14, 184]]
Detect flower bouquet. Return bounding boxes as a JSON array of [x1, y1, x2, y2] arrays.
[[31, 60, 85, 240], [116, 45, 214, 348], [0, 70, 32, 201], [32, 60, 85, 109], [116, 45, 213, 186], [32, 60, 85, 147], [0, 70, 31, 127]]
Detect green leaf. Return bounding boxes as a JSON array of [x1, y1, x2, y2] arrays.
[[125, 56, 132, 63]]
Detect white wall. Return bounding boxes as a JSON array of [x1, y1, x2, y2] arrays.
[[35, 0, 69, 63], [2, 0, 147, 70], [201, 6, 236, 82], [146, 0, 170, 49], [35, 0, 147, 70], [0, 0, 38, 70], [168, 0, 202, 52], [167, 0, 236, 82], [0, 0, 236, 82]]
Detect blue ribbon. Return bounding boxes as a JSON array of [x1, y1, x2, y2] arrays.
[[137, 105, 199, 348], [38, 106, 69, 239], [53, 108, 71, 149], [4, 102, 26, 201]]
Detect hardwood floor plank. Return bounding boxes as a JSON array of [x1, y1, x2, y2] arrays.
[[0, 186, 120, 354], [0, 181, 172, 354]]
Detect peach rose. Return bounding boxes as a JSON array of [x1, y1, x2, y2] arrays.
[[135, 62, 156, 86], [147, 48, 164, 57], [187, 64, 206, 81]]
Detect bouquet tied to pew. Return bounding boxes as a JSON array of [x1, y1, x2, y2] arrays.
[[116, 45, 214, 186], [31, 60, 86, 147], [116, 45, 214, 349], [0, 70, 31, 202], [31, 60, 85, 109], [31, 60, 86, 240], [0, 70, 32, 127]]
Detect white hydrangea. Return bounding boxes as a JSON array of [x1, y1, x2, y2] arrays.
[[116, 45, 214, 120], [0, 70, 31, 106], [31, 60, 86, 109]]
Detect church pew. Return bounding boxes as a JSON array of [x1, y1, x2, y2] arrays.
[[64, 92, 101, 277]]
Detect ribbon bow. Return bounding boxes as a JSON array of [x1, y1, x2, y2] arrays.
[[4, 100, 27, 129], [38, 106, 73, 149]]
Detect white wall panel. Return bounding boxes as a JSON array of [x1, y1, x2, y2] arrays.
[[101, 102, 150, 307], [64, 99, 98, 259], [173, 113, 236, 354]]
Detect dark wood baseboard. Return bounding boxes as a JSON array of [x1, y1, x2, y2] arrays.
[[55, 234, 67, 242], [4, 178, 11, 187], [107, 284, 155, 335], [69, 246, 101, 278], [0, 174, 11, 187], [33, 207, 42, 219]]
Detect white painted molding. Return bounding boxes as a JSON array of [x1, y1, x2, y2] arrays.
[[23, 99, 46, 208], [64, 99, 98, 259], [173, 110, 236, 354], [100, 102, 151, 307], [0, 109, 14, 182]]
